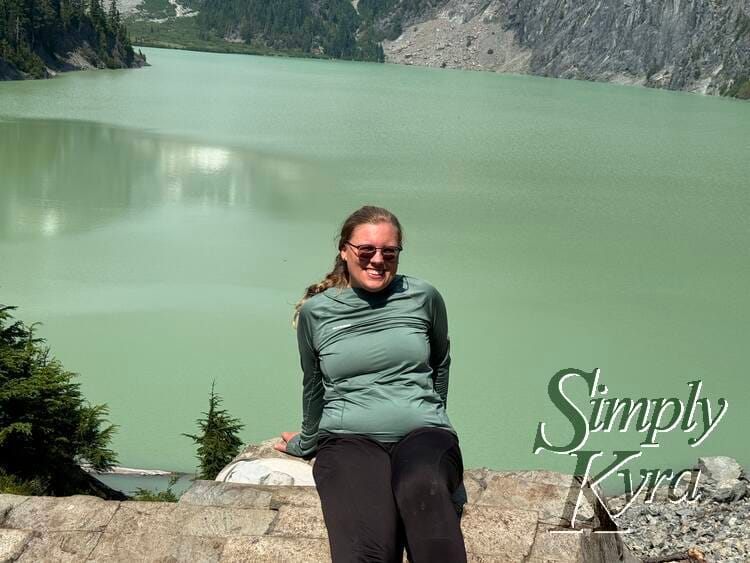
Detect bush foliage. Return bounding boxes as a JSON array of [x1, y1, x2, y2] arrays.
[[183, 381, 244, 480], [0, 305, 119, 496], [132, 475, 180, 502]]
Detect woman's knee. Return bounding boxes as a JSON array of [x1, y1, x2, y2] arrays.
[[392, 429, 463, 490], [393, 459, 452, 510]]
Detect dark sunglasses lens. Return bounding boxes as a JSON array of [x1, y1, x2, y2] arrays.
[[358, 246, 376, 259], [382, 248, 398, 260]]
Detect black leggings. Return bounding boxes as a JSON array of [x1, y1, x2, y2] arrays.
[[312, 427, 467, 563]]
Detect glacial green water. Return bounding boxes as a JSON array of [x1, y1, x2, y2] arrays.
[[1, 48, 748, 489]]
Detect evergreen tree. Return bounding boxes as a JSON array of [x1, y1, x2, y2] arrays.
[[59, 0, 71, 30], [107, 0, 119, 31], [183, 381, 244, 480], [0, 0, 140, 78], [193, 0, 385, 62], [0, 305, 122, 498]]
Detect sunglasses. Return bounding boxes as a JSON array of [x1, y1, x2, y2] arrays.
[[345, 241, 402, 261]]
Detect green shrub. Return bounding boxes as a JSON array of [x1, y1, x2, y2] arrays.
[[0, 306, 118, 496], [183, 382, 244, 480], [131, 475, 180, 502], [0, 468, 46, 495]]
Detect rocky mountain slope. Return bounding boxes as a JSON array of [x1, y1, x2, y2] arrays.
[[382, 0, 750, 98]]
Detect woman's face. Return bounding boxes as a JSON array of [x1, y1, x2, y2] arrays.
[[341, 222, 400, 293]]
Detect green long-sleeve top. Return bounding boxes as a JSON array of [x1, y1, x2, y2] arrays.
[[285, 274, 455, 458]]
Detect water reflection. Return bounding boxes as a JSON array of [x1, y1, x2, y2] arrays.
[[0, 118, 321, 240]]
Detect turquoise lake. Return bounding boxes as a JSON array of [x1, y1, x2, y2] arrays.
[[1, 47, 748, 487]]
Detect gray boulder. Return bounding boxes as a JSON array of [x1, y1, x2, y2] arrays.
[[215, 458, 314, 486], [698, 456, 743, 489]]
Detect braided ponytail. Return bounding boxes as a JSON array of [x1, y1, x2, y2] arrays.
[[292, 254, 348, 327], [292, 205, 403, 328]]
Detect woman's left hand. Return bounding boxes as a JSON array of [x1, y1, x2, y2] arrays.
[[273, 431, 300, 453]]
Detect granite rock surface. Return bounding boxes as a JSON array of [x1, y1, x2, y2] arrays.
[[0, 468, 638, 562]]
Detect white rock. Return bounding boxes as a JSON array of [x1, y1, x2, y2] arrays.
[[259, 471, 295, 486], [698, 457, 743, 489], [215, 458, 315, 486]]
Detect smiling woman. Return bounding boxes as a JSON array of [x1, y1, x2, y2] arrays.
[[341, 224, 402, 292], [275, 205, 466, 562]]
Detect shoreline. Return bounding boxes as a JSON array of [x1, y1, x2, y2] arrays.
[[81, 464, 181, 477]]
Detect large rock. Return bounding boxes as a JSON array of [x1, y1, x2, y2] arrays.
[[216, 458, 314, 486], [698, 456, 743, 489], [216, 437, 316, 487]]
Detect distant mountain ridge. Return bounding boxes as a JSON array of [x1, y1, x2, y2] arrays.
[[49, 0, 749, 98], [381, 0, 750, 98], [183, 0, 749, 98]]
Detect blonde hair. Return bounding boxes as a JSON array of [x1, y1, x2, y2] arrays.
[[293, 206, 403, 327]]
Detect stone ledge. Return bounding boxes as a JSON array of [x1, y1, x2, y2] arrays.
[[0, 469, 638, 562]]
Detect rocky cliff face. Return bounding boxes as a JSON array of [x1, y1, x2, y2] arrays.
[[382, 0, 750, 97]]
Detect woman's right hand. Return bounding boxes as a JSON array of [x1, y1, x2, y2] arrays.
[[274, 431, 300, 453]]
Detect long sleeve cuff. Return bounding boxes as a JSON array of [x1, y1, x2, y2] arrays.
[[284, 433, 317, 458]]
